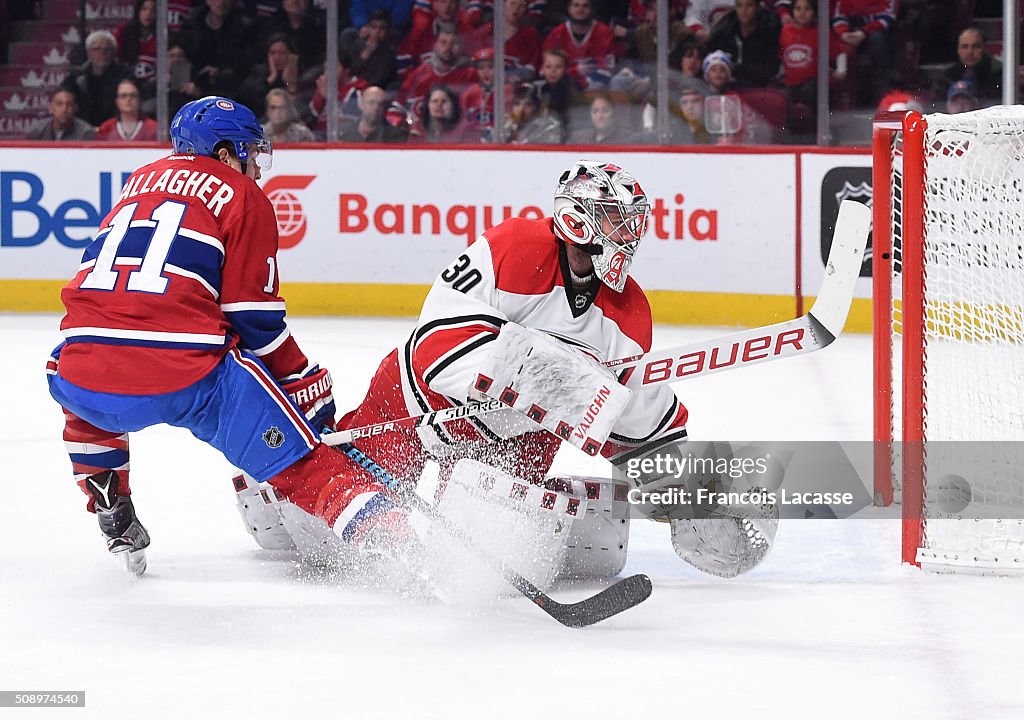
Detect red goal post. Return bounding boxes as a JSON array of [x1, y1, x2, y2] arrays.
[[872, 108, 1024, 574]]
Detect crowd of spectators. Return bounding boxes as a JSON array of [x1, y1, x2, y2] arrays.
[[19, 0, 1022, 145]]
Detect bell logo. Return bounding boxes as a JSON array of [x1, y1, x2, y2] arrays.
[[263, 175, 315, 249]]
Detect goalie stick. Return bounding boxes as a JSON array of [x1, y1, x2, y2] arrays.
[[323, 200, 871, 447], [337, 441, 652, 628]]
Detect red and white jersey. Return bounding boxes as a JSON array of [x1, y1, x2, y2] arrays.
[[831, 0, 897, 36], [58, 154, 310, 395], [466, 23, 543, 79], [780, 23, 847, 87], [684, 0, 735, 34], [399, 58, 478, 111], [541, 21, 616, 90], [392, 217, 687, 458]]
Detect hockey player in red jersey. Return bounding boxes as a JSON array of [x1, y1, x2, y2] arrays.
[[47, 96, 408, 576]]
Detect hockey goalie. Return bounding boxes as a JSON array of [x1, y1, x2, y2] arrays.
[[234, 159, 778, 589]]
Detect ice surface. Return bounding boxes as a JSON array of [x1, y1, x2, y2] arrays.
[[3, 315, 1022, 719]]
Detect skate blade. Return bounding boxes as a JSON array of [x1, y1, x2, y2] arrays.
[[111, 546, 147, 577]]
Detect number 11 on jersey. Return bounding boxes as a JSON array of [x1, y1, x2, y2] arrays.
[[80, 200, 188, 294]]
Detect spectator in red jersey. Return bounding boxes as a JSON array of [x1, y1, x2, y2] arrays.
[[339, 10, 399, 89], [463, 0, 548, 27], [409, 84, 476, 142], [61, 29, 130, 127], [96, 78, 158, 141], [237, 33, 301, 120], [542, 0, 617, 91], [566, 91, 638, 143], [262, 88, 315, 143], [167, 0, 193, 33], [115, 0, 157, 82], [467, 0, 543, 83], [779, 0, 848, 133], [830, 0, 896, 104], [25, 88, 96, 141], [708, 0, 781, 88], [397, 0, 477, 78], [305, 50, 369, 138], [461, 48, 511, 142], [399, 29, 477, 114], [773, 0, 798, 24], [261, 0, 326, 76]]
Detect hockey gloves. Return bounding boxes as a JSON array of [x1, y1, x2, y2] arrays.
[[281, 365, 337, 433]]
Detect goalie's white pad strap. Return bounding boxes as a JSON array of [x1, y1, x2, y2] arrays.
[[473, 322, 632, 455], [552, 476, 631, 582]]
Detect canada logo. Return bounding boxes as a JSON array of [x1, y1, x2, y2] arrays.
[[262, 175, 315, 249]]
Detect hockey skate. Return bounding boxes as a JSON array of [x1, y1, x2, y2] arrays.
[[84, 470, 151, 577]]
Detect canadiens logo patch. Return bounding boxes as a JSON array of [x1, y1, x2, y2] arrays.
[[216, 99, 235, 111], [262, 426, 285, 448]]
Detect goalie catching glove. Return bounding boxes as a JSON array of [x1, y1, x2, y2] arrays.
[[612, 438, 779, 578], [472, 323, 631, 455]]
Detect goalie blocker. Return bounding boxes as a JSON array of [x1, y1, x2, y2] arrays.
[[472, 323, 632, 456]]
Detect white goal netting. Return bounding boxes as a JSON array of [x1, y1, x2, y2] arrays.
[[885, 106, 1024, 573]]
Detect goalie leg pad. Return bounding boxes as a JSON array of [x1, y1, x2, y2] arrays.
[[473, 323, 632, 455], [670, 494, 779, 578], [554, 477, 631, 582], [233, 472, 345, 561], [233, 472, 297, 552], [428, 459, 589, 596]]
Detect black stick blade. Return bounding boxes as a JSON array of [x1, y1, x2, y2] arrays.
[[543, 573, 653, 628]]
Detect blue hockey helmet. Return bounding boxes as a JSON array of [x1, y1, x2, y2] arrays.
[[170, 96, 272, 171]]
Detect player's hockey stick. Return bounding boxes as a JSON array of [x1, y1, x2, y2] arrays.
[[323, 200, 871, 446], [337, 441, 653, 628]]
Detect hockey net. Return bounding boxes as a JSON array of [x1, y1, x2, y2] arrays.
[[873, 107, 1024, 574]]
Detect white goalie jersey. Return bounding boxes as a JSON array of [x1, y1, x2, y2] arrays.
[[395, 216, 688, 457]]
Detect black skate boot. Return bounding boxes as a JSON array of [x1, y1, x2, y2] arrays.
[[84, 470, 151, 577]]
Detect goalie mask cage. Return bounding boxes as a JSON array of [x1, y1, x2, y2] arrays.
[[873, 107, 1024, 574]]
